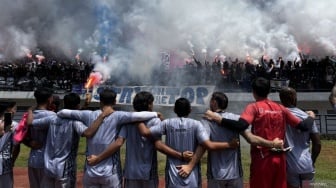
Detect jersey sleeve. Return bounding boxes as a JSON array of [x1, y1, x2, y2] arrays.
[[240, 103, 257, 124], [196, 120, 210, 144], [200, 119, 211, 135], [32, 116, 55, 130], [282, 106, 301, 127], [72, 121, 88, 136], [118, 125, 128, 139], [149, 120, 166, 137], [116, 111, 158, 125], [57, 109, 92, 125], [310, 121, 319, 134], [147, 118, 162, 140]]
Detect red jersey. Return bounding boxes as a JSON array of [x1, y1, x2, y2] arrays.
[[241, 98, 301, 158]]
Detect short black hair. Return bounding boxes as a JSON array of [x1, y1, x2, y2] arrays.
[[34, 88, 53, 105], [133, 91, 154, 112], [63, 93, 81, 110], [211, 92, 228, 110], [174, 98, 191, 117], [99, 89, 117, 105], [252, 77, 270, 98], [0, 100, 16, 116]]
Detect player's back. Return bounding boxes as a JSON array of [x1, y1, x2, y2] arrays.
[[202, 112, 242, 180], [29, 109, 56, 168], [285, 107, 318, 173], [122, 117, 161, 180], [44, 117, 86, 178], [160, 117, 207, 188], [163, 117, 202, 158]]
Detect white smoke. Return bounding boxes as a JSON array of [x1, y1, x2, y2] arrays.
[[0, 0, 336, 80]]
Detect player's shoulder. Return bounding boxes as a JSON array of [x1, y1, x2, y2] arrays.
[[221, 112, 240, 120]]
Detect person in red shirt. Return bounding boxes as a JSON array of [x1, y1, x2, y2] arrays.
[[204, 77, 315, 188]]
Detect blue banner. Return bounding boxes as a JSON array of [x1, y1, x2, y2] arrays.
[[92, 85, 215, 106]]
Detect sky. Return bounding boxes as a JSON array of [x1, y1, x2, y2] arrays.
[[0, 0, 335, 81]]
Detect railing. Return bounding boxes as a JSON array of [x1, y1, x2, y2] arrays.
[[324, 110, 336, 134]]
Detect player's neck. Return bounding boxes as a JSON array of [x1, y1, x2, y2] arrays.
[[36, 104, 48, 110]]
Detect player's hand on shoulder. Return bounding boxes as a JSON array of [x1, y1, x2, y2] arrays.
[[157, 112, 164, 121], [203, 110, 221, 123], [306, 110, 315, 119]]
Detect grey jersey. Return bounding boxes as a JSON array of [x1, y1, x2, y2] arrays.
[[119, 117, 161, 180], [57, 109, 158, 178], [150, 117, 209, 188], [285, 107, 319, 174], [32, 115, 87, 179], [29, 110, 56, 168], [0, 121, 18, 175], [201, 112, 243, 180]]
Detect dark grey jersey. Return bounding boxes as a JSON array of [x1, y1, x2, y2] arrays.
[[202, 112, 243, 180], [150, 117, 209, 188]]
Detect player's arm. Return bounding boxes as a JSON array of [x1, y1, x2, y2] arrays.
[[24, 108, 43, 149], [203, 110, 249, 131], [241, 130, 283, 148], [201, 138, 239, 150], [82, 107, 114, 138], [119, 111, 159, 125], [137, 122, 152, 137], [154, 140, 193, 162], [177, 145, 206, 178], [310, 132, 321, 167], [57, 109, 91, 125], [26, 108, 33, 126], [284, 107, 315, 131], [87, 137, 125, 166], [31, 116, 54, 130], [11, 144, 20, 165]]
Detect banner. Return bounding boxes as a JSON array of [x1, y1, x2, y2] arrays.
[[92, 85, 216, 106]]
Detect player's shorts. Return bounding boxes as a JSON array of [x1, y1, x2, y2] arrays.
[[83, 172, 121, 188], [287, 171, 314, 188], [124, 178, 158, 188], [0, 172, 13, 188], [250, 154, 286, 188], [208, 177, 243, 188], [41, 175, 76, 188]]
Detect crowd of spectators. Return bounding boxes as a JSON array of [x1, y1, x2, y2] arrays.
[[155, 55, 336, 92], [0, 58, 93, 92], [0, 54, 335, 92]]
